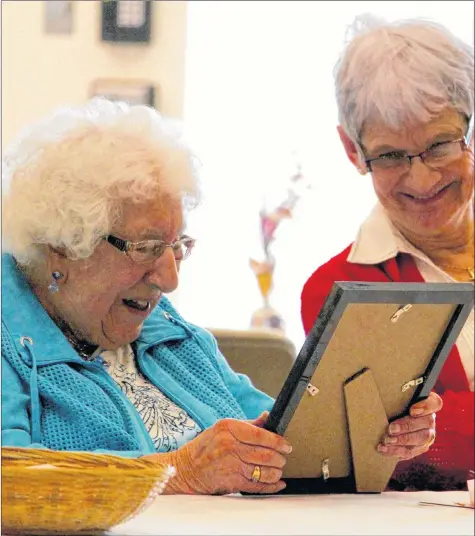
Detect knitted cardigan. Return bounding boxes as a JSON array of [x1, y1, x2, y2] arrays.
[[1, 254, 273, 456], [301, 245, 474, 490]]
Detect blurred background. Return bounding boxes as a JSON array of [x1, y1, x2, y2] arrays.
[[2, 0, 474, 349]]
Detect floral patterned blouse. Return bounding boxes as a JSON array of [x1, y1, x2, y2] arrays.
[[100, 344, 202, 451]]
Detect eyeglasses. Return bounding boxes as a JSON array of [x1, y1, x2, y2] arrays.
[[104, 234, 196, 265], [363, 115, 474, 175]]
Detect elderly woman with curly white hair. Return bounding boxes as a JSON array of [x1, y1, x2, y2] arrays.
[[302, 15, 473, 490], [1, 98, 294, 495], [2, 96, 444, 496]]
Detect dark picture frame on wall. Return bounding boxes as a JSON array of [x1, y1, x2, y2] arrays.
[[91, 79, 156, 108], [101, 0, 152, 43]]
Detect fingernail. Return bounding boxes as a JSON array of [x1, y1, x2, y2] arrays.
[[378, 444, 388, 453], [384, 436, 397, 445], [411, 407, 425, 416], [283, 444, 292, 454], [389, 423, 400, 434]]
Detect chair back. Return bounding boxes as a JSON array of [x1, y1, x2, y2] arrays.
[[210, 328, 295, 398]]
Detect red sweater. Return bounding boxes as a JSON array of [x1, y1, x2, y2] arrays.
[[301, 244, 474, 490]]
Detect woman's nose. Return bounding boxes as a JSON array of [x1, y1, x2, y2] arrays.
[[145, 247, 179, 293], [405, 158, 442, 192]]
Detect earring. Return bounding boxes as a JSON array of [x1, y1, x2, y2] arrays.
[[48, 271, 63, 293]]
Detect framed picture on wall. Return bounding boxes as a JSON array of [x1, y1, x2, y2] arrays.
[[90, 79, 156, 108], [44, 0, 74, 35], [101, 0, 152, 43]]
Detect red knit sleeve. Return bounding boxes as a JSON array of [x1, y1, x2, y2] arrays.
[[301, 244, 383, 333], [301, 271, 337, 335], [390, 389, 474, 489]]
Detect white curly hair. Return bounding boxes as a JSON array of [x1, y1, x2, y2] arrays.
[[2, 98, 201, 269], [334, 13, 474, 141]]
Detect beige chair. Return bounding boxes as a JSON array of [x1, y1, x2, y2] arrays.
[[210, 328, 296, 398]]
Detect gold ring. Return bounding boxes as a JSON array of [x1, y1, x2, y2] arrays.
[[251, 465, 261, 483], [424, 430, 436, 449]]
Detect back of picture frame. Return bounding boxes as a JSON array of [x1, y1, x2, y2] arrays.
[[265, 282, 474, 494]]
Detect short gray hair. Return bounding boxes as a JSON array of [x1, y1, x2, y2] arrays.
[[2, 98, 201, 268], [334, 13, 474, 141]]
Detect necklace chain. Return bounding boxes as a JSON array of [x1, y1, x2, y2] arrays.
[[436, 264, 474, 281], [66, 335, 98, 361]]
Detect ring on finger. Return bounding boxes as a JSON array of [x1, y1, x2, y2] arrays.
[[251, 465, 261, 483]]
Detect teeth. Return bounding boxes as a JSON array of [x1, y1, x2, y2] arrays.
[[411, 186, 448, 200], [410, 193, 436, 200], [123, 298, 150, 311]]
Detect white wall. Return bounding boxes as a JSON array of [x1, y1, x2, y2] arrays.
[[3, 0, 473, 349], [181, 0, 474, 349], [1, 0, 188, 146]]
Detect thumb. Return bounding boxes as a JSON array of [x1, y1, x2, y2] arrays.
[[248, 411, 269, 428]]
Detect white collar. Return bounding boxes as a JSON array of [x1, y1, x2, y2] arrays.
[[348, 203, 433, 266]]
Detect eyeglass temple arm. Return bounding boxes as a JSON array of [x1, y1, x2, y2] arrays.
[[465, 115, 474, 145], [105, 235, 128, 252]]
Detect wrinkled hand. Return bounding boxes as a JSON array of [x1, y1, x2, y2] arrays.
[[378, 392, 443, 460], [158, 411, 292, 495]]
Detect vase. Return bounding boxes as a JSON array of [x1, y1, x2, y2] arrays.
[[249, 260, 285, 333], [250, 304, 285, 333]]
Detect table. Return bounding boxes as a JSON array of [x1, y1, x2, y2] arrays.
[[110, 491, 474, 535]]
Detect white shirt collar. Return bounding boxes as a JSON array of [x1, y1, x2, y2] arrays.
[[348, 203, 435, 267]]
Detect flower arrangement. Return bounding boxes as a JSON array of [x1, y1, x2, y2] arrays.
[[250, 159, 310, 332]]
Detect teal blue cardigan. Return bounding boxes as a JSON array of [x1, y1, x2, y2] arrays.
[[1, 254, 273, 456]]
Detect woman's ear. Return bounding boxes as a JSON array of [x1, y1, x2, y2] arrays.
[[337, 125, 367, 175], [46, 245, 70, 284]]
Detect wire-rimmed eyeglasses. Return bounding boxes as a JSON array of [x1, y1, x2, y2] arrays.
[[104, 234, 196, 265], [363, 115, 474, 175]]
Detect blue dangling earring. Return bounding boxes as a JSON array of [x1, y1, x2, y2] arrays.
[[48, 271, 63, 293]]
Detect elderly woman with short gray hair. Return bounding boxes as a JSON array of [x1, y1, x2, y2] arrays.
[[302, 15, 474, 490]]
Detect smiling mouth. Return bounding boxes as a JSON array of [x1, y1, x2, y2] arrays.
[[404, 182, 453, 201], [122, 299, 151, 312]]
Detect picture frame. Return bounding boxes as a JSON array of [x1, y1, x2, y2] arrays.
[[101, 0, 152, 43], [44, 0, 73, 35], [264, 281, 474, 495], [90, 79, 156, 108]]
